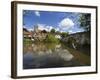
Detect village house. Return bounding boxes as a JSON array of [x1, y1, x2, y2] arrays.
[[23, 25, 62, 41], [23, 28, 32, 39], [32, 25, 48, 41], [55, 34, 61, 39]]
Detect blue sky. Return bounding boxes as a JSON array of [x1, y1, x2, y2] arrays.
[[23, 10, 86, 34]]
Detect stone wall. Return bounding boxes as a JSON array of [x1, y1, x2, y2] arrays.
[[70, 32, 90, 45], [61, 32, 90, 45]]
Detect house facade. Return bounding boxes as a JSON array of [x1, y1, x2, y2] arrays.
[[23, 29, 32, 39], [23, 25, 61, 41], [32, 27, 48, 41]]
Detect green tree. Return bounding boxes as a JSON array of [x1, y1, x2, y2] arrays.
[[45, 34, 59, 43], [61, 32, 69, 38], [50, 29, 55, 33], [56, 31, 60, 34], [79, 14, 91, 31]]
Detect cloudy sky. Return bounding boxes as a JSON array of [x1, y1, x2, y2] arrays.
[[23, 10, 85, 34]]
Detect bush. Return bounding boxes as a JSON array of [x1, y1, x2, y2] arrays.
[[61, 32, 69, 38], [66, 37, 77, 48], [44, 34, 60, 43], [50, 29, 55, 33], [23, 38, 32, 44], [68, 37, 76, 43]]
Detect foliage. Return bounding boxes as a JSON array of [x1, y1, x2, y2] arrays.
[[67, 37, 76, 43], [79, 14, 91, 31], [66, 37, 78, 48], [56, 31, 60, 34], [44, 34, 60, 43], [50, 29, 55, 33], [61, 32, 69, 38], [23, 28, 28, 32], [23, 39, 32, 44]]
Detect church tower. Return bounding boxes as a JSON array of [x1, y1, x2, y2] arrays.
[[34, 25, 39, 33]]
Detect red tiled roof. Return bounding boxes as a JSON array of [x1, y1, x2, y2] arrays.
[[23, 31, 32, 35]]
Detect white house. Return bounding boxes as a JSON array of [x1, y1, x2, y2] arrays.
[[55, 35, 61, 39]]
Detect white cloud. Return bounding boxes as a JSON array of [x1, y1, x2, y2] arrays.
[[58, 18, 74, 28], [46, 26, 53, 32], [23, 26, 27, 28], [37, 24, 45, 30], [68, 30, 76, 34], [55, 28, 60, 32], [68, 29, 84, 34], [27, 28, 33, 31], [76, 29, 84, 33], [37, 24, 53, 32], [34, 11, 40, 17], [68, 30, 73, 33]]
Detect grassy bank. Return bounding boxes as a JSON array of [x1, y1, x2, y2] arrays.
[[23, 38, 32, 44]]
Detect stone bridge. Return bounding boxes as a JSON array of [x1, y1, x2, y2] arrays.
[[61, 32, 90, 45]]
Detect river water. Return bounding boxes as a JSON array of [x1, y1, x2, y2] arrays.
[[23, 42, 90, 69]]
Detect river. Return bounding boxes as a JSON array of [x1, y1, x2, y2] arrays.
[[23, 42, 90, 69]]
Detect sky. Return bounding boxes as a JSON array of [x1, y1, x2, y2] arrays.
[[23, 10, 86, 34]]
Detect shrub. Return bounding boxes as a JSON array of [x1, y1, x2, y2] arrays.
[[61, 32, 69, 38], [23, 38, 32, 44], [44, 34, 60, 43], [50, 29, 55, 33]]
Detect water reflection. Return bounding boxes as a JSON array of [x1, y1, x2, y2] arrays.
[[23, 42, 89, 69]]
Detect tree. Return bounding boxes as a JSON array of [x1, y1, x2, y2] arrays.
[[79, 14, 91, 31], [41, 30, 47, 33], [50, 29, 55, 33], [61, 32, 69, 38], [23, 28, 28, 32], [56, 31, 60, 34], [44, 34, 59, 43]]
